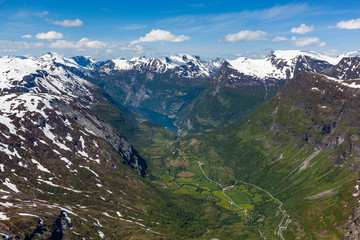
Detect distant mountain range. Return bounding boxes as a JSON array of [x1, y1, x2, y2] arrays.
[[2, 50, 360, 134], [1, 49, 360, 238]]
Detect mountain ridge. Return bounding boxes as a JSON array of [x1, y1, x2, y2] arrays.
[[2, 49, 360, 238]]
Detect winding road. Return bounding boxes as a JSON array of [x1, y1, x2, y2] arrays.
[[197, 161, 291, 240]]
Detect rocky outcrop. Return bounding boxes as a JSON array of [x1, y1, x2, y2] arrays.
[[270, 72, 360, 166], [54, 98, 147, 176], [324, 57, 360, 80], [344, 206, 360, 239]]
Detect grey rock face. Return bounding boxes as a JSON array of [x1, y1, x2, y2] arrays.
[[54, 99, 147, 176], [344, 206, 360, 239]]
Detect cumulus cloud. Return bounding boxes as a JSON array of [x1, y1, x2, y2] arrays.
[[22, 34, 32, 39], [272, 36, 288, 42], [48, 38, 106, 49], [219, 30, 267, 43], [336, 18, 360, 29], [35, 31, 63, 40], [53, 19, 83, 27], [130, 29, 190, 45], [291, 36, 324, 47], [291, 24, 314, 34]]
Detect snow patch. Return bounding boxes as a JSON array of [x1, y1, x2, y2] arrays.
[[31, 159, 51, 173], [97, 230, 105, 238], [79, 165, 99, 177], [0, 142, 21, 159], [2, 178, 20, 193], [0, 212, 9, 220], [60, 157, 72, 168], [18, 213, 39, 217], [102, 212, 116, 219], [18, 161, 28, 168], [0, 202, 14, 207]]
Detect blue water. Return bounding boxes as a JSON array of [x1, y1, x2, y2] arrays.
[[126, 106, 178, 132]]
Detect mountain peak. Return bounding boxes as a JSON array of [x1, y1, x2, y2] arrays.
[[338, 50, 360, 58], [268, 50, 339, 65], [227, 50, 336, 80], [71, 56, 97, 68]]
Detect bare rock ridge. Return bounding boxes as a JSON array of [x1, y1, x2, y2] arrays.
[[344, 205, 360, 240], [1, 50, 360, 238], [0, 54, 153, 238]]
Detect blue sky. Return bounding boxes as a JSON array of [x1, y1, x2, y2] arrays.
[[0, 0, 359, 59]]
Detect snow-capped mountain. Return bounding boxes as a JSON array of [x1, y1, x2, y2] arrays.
[[175, 50, 342, 132], [0, 53, 95, 100], [338, 50, 360, 59], [98, 53, 224, 79], [81, 54, 225, 119], [324, 56, 360, 80], [0, 53, 160, 238], [227, 50, 336, 81], [2, 50, 360, 238]]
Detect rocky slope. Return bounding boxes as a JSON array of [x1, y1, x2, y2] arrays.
[[324, 56, 360, 80], [2, 50, 360, 238], [0, 54, 227, 239], [72, 54, 224, 119], [176, 50, 337, 131], [168, 71, 360, 238], [28, 50, 359, 133], [0, 54, 155, 238]]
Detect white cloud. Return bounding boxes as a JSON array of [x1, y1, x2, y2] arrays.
[[1, 49, 17, 53], [35, 31, 63, 40], [120, 44, 144, 53], [38, 11, 49, 18], [48, 40, 76, 48], [53, 19, 83, 27], [77, 38, 106, 48], [323, 49, 338, 56], [22, 34, 32, 39], [272, 36, 288, 42], [291, 24, 314, 34], [220, 30, 266, 43], [48, 38, 106, 49], [336, 18, 360, 29], [121, 24, 146, 30], [130, 29, 190, 45], [105, 49, 114, 54], [291, 36, 321, 47], [0, 40, 45, 48], [318, 42, 326, 47]]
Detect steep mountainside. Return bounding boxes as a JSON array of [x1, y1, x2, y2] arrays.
[[47, 53, 223, 131], [176, 50, 336, 132], [36, 50, 354, 134], [164, 71, 360, 239], [84, 54, 223, 122], [324, 56, 360, 80], [2, 51, 360, 239], [0, 54, 241, 239]]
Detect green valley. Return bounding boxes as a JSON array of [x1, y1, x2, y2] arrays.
[[133, 72, 360, 239]]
